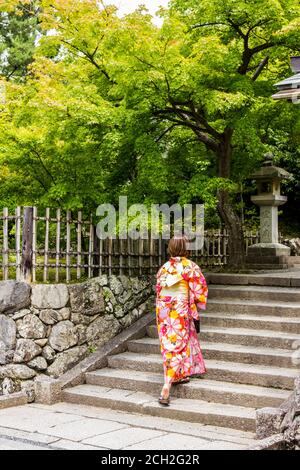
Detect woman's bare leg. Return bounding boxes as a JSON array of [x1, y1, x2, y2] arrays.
[[160, 367, 172, 399], [160, 382, 171, 399]]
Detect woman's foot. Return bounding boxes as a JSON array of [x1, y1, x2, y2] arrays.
[[158, 384, 170, 406]]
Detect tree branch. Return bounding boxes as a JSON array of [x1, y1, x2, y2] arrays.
[[251, 42, 275, 54], [166, 99, 223, 141], [31, 149, 56, 183], [227, 18, 248, 40], [238, 41, 275, 75], [61, 40, 115, 83], [153, 110, 219, 151], [155, 124, 178, 143], [252, 56, 269, 81], [190, 22, 228, 30], [134, 55, 156, 69]]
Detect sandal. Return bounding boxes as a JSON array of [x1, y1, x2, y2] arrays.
[[158, 395, 170, 406], [158, 385, 170, 406]]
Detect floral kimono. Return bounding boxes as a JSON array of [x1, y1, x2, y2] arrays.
[[156, 256, 208, 385]]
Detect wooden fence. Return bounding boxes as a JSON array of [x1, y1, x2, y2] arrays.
[[0, 206, 268, 283]]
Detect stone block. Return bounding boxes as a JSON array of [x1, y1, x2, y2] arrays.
[[0, 281, 31, 314], [69, 279, 105, 316], [35, 375, 62, 405], [256, 407, 286, 439], [27, 356, 48, 371], [48, 321, 78, 352], [47, 346, 88, 378], [13, 339, 42, 363], [0, 315, 16, 351], [0, 364, 36, 380], [17, 314, 48, 339], [39, 309, 60, 325], [32, 284, 69, 309], [86, 315, 121, 346], [42, 345, 56, 363], [1, 377, 15, 395]]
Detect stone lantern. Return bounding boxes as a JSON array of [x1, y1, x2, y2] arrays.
[[272, 56, 300, 104], [246, 153, 292, 269]]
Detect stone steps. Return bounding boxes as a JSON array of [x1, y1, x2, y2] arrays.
[[146, 324, 300, 349], [202, 312, 300, 333], [86, 368, 290, 409], [206, 272, 300, 288], [127, 337, 298, 368], [206, 299, 300, 317], [107, 351, 298, 390], [62, 384, 257, 432], [62, 279, 300, 435], [208, 285, 300, 302]]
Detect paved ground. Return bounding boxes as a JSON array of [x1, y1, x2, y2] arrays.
[[0, 402, 256, 450]]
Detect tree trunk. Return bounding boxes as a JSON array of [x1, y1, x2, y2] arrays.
[[217, 131, 245, 268], [218, 190, 245, 267]]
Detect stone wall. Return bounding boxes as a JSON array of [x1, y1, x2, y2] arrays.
[[0, 275, 154, 401]]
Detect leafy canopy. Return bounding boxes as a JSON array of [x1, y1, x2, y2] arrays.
[[0, 0, 299, 231]]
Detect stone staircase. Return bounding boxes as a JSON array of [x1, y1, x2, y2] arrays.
[[62, 283, 300, 434]]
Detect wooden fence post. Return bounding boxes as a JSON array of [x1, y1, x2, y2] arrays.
[[2, 207, 9, 280], [15, 206, 21, 281], [21, 206, 34, 283]]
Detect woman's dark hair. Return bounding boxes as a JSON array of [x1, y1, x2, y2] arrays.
[[168, 236, 189, 258]]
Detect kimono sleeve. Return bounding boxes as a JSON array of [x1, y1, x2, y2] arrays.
[[184, 262, 208, 319], [155, 265, 164, 296]]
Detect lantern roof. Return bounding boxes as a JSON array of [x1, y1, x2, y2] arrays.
[[251, 166, 291, 180], [272, 57, 300, 102], [274, 73, 300, 89], [275, 73, 300, 88], [251, 153, 292, 181]]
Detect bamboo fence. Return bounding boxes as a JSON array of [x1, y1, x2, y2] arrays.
[[0, 206, 277, 283]]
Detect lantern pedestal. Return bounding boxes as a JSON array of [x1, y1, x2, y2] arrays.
[[246, 243, 291, 270]]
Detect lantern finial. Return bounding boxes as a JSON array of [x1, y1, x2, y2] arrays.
[[263, 152, 274, 166]]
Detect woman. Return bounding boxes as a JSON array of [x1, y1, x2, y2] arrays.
[[156, 236, 208, 406]]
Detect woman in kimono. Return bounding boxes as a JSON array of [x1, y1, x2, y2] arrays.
[[156, 236, 208, 406]]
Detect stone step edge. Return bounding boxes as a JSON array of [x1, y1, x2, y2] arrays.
[[0, 392, 28, 410], [86, 368, 291, 398], [207, 299, 300, 308], [205, 272, 300, 288], [128, 337, 298, 358], [202, 313, 300, 323], [108, 352, 299, 377], [208, 285, 300, 293], [62, 384, 256, 432], [146, 324, 300, 340]]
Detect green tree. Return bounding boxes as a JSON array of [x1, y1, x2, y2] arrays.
[[109, 0, 300, 265], [0, 0, 40, 80], [1, 0, 300, 267]]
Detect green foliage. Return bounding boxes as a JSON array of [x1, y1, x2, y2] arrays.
[[0, 0, 299, 234], [0, 0, 41, 80]]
